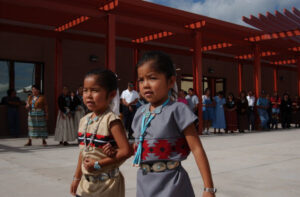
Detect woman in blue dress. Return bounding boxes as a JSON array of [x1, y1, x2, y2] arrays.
[[256, 91, 269, 130], [213, 91, 226, 134], [202, 88, 215, 134]]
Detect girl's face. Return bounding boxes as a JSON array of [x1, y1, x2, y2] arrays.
[[83, 75, 115, 115], [137, 61, 175, 108]]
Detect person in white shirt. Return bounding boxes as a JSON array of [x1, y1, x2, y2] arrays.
[[186, 88, 199, 114], [247, 91, 256, 131], [121, 82, 139, 139]]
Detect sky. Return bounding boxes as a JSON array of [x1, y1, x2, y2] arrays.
[[144, 0, 300, 27]]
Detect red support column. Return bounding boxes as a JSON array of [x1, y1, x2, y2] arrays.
[[238, 62, 243, 93], [298, 56, 300, 96], [105, 14, 116, 72], [55, 38, 63, 118], [133, 48, 139, 90], [273, 67, 278, 93], [193, 31, 203, 135], [253, 45, 261, 98]]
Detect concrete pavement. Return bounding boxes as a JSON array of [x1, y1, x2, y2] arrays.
[[0, 129, 300, 197]]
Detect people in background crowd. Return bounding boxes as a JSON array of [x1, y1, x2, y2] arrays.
[[25, 85, 48, 146], [247, 91, 256, 131], [213, 91, 226, 134], [70, 90, 82, 133], [256, 91, 269, 130], [136, 93, 148, 109], [270, 92, 281, 129], [266, 94, 273, 129], [237, 91, 249, 133], [177, 89, 188, 105], [225, 93, 238, 133], [1, 89, 22, 137], [292, 96, 300, 128], [280, 93, 292, 129], [202, 88, 215, 134], [186, 88, 199, 114], [54, 86, 77, 145], [121, 82, 139, 139]]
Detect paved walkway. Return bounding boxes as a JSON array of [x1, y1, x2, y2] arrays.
[[0, 129, 300, 197]]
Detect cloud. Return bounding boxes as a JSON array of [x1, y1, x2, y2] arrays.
[[0, 83, 9, 92], [144, 0, 300, 26]]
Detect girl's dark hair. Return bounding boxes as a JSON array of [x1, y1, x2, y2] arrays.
[[84, 69, 118, 94], [137, 51, 176, 79]]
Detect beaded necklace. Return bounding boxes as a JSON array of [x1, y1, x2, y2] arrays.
[[31, 96, 39, 110], [133, 98, 170, 166], [83, 110, 108, 152]]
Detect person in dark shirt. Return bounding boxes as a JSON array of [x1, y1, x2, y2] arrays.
[[237, 91, 249, 133], [280, 93, 292, 129], [1, 89, 21, 137], [225, 93, 238, 133]]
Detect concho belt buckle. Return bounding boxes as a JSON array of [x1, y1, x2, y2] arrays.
[[85, 175, 96, 183], [141, 164, 151, 175], [166, 161, 180, 170], [110, 168, 120, 178], [152, 162, 167, 172], [99, 173, 110, 181]]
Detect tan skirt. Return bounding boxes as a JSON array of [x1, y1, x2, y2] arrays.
[[76, 172, 125, 197]]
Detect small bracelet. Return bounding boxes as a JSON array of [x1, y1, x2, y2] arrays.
[[204, 187, 217, 194], [73, 176, 81, 181]]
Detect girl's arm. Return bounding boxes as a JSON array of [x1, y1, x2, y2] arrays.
[[70, 151, 83, 196], [84, 120, 133, 172], [184, 124, 215, 197]]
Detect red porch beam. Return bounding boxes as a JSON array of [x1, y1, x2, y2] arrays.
[[54, 38, 63, 118], [253, 44, 261, 98], [238, 62, 243, 93], [273, 67, 278, 92], [193, 31, 203, 135], [1, 0, 106, 18], [105, 14, 116, 72]]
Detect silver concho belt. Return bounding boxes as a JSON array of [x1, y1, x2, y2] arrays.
[[141, 161, 181, 175], [84, 168, 119, 182]]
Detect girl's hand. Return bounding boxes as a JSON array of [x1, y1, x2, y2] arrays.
[[83, 157, 96, 172], [102, 143, 117, 157], [202, 191, 215, 197], [70, 179, 80, 196]]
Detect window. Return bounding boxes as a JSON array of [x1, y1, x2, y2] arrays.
[[15, 62, 35, 101], [0, 61, 10, 100], [0, 60, 44, 102], [181, 74, 226, 97]]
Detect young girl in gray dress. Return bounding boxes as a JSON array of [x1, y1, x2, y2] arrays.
[[131, 51, 216, 197]]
